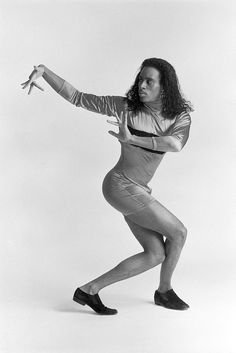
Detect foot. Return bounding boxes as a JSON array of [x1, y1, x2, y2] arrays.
[[154, 289, 189, 310], [73, 288, 118, 315], [78, 285, 98, 295]]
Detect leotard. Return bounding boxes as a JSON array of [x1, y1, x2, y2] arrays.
[[52, 78, 191, 216]]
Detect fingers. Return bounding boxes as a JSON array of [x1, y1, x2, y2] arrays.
[[21, 80, 29, 86], [106, 110, 129, 126], [107, 119, 119, 126], [28, 66, 43, 82], [21, 80, 44, 94], [108, 130, 119, 139], [21, 65, 45, 93], [28, 70, 37, 81], [115, 112, 121, 124], [22, 77, 35, 89], [33, 82, 44, 91], [21, 80, 30, 89], [28, 83, 34, 95]]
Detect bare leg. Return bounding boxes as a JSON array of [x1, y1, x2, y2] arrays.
[[158, 237, 186, 292], [79, 216, 165, 294], [124, 200, 187, 293]]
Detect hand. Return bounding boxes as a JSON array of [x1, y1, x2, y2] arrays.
[[107, 111, 132, 143], [21, 65, 45, 95]]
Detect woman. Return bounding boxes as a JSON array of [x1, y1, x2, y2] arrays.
[[21, 58, 193, 315]]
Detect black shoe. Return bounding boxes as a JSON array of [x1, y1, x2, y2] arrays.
[[73, 288, 118, 315], [154, 289, 189, 310]]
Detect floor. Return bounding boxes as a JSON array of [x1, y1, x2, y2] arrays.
[[0, 267, 234, 353]]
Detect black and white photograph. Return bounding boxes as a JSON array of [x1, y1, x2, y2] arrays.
[[0, 0, 235, 352]]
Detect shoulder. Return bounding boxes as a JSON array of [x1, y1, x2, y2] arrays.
[[110, 96, 129, 112], [174, 111, 191, 125]]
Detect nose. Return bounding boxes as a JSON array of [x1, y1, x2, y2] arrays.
[[140, 81, 147, 90]]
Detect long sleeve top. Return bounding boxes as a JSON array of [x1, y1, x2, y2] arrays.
[[42, 66, 191, 187]]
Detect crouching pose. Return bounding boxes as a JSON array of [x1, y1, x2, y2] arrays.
[[21, 58, 193, 315]]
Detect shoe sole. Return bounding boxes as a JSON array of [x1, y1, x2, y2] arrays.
[[73, 295, 118, 315], [154, 301, 189, 310]]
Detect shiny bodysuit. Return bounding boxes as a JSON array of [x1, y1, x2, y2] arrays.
[[45, 73, 191, 216]]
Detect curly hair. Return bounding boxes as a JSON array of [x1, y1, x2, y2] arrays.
[[125, 58, 194, 119]]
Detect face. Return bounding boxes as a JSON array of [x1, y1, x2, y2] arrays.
[[138, 66, 162, 103]]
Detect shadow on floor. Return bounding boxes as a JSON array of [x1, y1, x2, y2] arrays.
[[52, 301, 96, 315]]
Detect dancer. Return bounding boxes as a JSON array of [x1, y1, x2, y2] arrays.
[[21, 58, 193, 315]]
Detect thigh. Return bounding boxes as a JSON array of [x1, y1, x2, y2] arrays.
[[126, 199, 185, 239], [102, 170, 156, 216], [124, 215, 165, 255]]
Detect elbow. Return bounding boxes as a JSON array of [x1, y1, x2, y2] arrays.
[[171, 139, 182, 152]]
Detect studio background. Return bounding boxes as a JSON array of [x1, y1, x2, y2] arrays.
[[0, 0, 235, 352]]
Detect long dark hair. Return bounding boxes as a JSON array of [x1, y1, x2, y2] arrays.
[[125, 58, 194, 119]]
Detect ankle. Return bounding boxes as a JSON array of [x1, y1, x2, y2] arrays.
[[79, 283, 99, 295], [157, 285, 172, 293]]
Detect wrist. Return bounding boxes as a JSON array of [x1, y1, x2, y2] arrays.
[[37, 64, 46, 76], [128, 135, 135, 144]]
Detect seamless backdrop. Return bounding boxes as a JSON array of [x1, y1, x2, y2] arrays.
[[0, 1, 235, 352]]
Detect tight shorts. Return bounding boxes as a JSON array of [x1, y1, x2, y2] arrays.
[[102, 169, 156, 216]]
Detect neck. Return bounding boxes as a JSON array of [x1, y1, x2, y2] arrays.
[[144, 98, 162, 111]]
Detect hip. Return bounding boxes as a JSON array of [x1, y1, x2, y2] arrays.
[[102, 168, 156, 215], [103, 168, 152, 194]]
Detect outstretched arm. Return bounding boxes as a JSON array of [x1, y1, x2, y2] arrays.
[[21, 65, 68, 95], [40, 65, 65, 95], [21, 65, 125, 118]]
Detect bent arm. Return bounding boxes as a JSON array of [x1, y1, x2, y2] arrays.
[[39, 65, 125, 117], [128, 112, 191, 153], [129, 135, 181, 152]]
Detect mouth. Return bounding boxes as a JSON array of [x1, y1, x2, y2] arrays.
[[139, 92, 147, 97]]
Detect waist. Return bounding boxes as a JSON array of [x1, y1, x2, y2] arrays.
[[110, 167, 152, 193], [113, 158, 159, 185], [116, 143, 164, 182]]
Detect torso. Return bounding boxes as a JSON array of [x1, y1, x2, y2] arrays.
[[112, 103, 175, 190]]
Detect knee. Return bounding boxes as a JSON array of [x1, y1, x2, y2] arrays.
[[166, 223, 187, 244], [146, 251, 165, 267], [175, 224, 187, 244]]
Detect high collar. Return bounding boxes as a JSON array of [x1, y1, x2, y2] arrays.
[[144, 99, 162, 113]]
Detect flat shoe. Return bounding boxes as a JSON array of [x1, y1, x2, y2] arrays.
[[73, 288, 118, 315], [154, 289, 189, 310]]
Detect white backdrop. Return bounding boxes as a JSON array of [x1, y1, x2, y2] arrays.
[[0, 0, 235, 352]]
